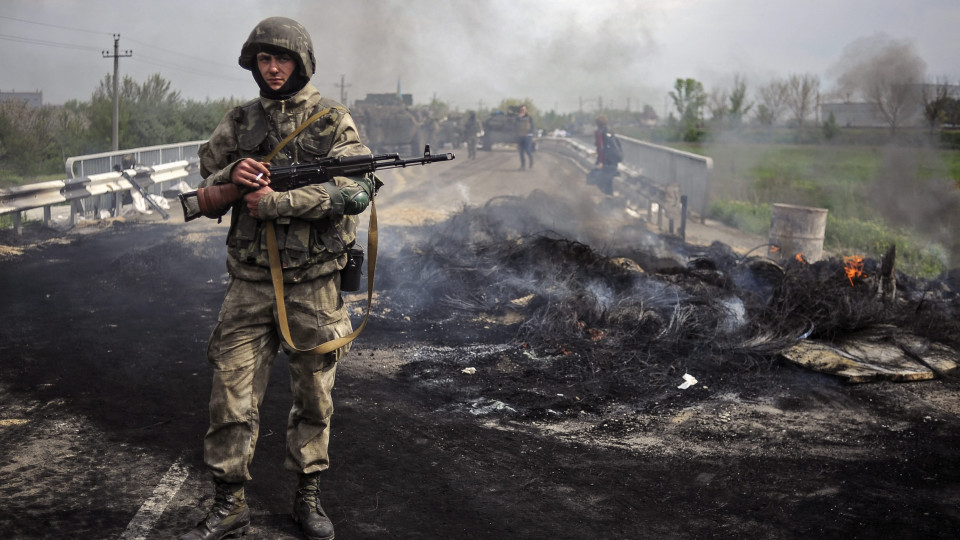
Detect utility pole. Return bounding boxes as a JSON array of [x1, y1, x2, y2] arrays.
[[102, 34, 132, 152], [334, 74, 351, 105]]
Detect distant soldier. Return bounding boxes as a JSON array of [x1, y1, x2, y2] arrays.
[[464, 111, 481, 159], [515, 105, 535, 170]]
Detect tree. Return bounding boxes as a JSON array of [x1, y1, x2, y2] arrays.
[[831, 33, 927, 134], [946, 97, 960, 127], [785, 73, 820, 133], [756, 78, 789, 127], [86, 73, 194, 150], [822, 111, 839, 141], [0, 100, 82, 177], [0, 75, 239, 179], [710, 74, 753, 130], [180, 97, 241, 141], [728, 73, 753, 129], [669, 78, 705, 142], [921, 76, 953, 133], [707, 87, 729, 125]]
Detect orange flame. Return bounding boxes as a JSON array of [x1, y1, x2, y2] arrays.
[[561, 345, 573, 356], [843, 255, 864, 286], [795, 253, 807, 265]]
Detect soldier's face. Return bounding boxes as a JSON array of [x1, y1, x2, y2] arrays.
[[257, 52, 295, 90]]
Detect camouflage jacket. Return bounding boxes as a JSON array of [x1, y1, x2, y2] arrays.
[[198, 83, 373, 283]]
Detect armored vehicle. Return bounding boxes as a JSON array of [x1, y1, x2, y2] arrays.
[[351, 93, 424, 154], [481, 106, 523, 150]]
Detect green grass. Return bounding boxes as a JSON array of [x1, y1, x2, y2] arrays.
[[689, 142, 959, 278]]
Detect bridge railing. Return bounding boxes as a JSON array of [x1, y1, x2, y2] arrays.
[[540, 135, 712, 218], [1, 142, 206, 234], [538, 135, 712, 236], [64, 140, 205, 179]]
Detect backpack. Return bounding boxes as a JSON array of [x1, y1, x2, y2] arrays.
[[601, 130, 622, 165]]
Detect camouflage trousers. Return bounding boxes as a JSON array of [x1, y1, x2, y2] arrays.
[[203, 273, 352, 483]]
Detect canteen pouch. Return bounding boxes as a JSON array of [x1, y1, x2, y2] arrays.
[[340, 246, 364, 292]]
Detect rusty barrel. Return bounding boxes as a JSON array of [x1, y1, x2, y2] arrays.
[[767, 203, 828, 262]]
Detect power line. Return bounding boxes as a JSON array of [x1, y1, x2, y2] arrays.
[[124, 37, 226, 67], [0, 33, 102, 52], [1, 14, 237, 72], [133, 53, 249, 83], [0, 14, 108, 35]]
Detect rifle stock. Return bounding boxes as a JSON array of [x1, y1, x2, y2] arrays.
[[179, 145, 454, 221]]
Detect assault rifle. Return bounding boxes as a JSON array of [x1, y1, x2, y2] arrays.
[[179, 145, 454, 221]]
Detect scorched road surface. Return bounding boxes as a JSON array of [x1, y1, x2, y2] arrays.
[[2, 147, 960, 539]]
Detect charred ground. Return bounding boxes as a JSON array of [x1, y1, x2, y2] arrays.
[[1, 149, 960, 539]]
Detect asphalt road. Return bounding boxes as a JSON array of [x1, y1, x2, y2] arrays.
[[3, 146, 960, 539]]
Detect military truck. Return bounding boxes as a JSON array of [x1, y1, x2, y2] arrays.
[[351, 93, 424, 154], [481, 106, 523, 150]]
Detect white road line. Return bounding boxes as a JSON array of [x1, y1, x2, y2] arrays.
[[119, 455, 190, 540]]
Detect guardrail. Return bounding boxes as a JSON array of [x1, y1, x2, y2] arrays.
[[538, 135, 711, 238], [0, 159, 199, 234], [619, 135, 713, 220], [548, 134, 712, 218], [64, 140, 205, 179], [0, 141, 206, 235]]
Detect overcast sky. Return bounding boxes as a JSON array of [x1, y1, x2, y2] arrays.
[[2, 0, 957, 115]]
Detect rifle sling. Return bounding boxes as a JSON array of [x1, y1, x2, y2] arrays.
[[262, 106, 377, 355], [266, 203, 376, 355]]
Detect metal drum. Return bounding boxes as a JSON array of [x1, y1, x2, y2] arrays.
[[768, 203, 828, 262]]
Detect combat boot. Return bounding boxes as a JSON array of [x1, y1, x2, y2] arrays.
[[179, 479, 250, 540], [292, 473, 335, 540]]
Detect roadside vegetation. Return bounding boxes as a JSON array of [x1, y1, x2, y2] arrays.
[[0, 74, 241, 187]]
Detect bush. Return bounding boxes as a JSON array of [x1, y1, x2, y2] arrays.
[[941, 130, 960, 151]]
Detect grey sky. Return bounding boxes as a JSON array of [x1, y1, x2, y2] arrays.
[[1, 0, 957, 114]]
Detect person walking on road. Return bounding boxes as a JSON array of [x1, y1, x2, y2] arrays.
[[179, 16, 376, 540], [464, 110, 481, 159], [589, 114, 622, 195], [515, 105, 535, 170]]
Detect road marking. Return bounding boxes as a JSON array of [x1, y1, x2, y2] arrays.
[[120, 455, 190, 540]]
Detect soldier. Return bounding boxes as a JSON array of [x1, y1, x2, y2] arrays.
[[464, 110, 481, 159], [179, 17, 376, 540], [515, 105, 535, 170]]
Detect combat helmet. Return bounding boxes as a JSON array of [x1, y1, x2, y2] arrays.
[[238, 17, 316, 80]]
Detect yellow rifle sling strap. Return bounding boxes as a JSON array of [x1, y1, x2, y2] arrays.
[[263, 107, 336, 162], [260, 105, 377, 354], [266, 201, 377, 355]]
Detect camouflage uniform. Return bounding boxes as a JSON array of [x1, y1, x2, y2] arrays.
[[464, 112, 480, 159], [197, 22, 374, 485]]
